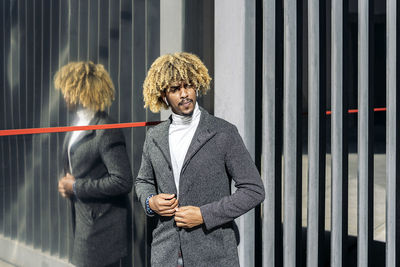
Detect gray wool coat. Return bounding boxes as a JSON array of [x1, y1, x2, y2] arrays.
[[63, 112, 133, 267], [135, 107, 265, 267]]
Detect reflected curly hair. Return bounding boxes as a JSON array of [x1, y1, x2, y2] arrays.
[[54, 61, 115, 111], [143, 52, 212, 113]]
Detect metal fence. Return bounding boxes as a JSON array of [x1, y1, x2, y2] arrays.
[[262, 0, 397, 266]]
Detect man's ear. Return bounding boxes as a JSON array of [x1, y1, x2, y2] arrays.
[[161, 91, 169, 106]]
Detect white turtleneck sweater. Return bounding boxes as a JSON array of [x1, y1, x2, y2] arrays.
[[169, 103, 201, 196], [68, 108, 96, 173]]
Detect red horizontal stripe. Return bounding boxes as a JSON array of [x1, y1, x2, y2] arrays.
[[373, 107, 387, 112], [0, 107, 388, 137], [0, 121, 161, 137], [325, 107, 387, 115]]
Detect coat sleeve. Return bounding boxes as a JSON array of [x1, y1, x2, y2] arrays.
[[199, 126, 265, 230], [74, 128, 133, 199], [135, 131, 158, 216]]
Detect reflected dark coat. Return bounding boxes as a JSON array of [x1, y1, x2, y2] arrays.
[[63, 112, 133, 267], [135, 107, 265, 267]]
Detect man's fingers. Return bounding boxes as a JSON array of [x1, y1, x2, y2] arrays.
[[160, 211, 176, 217], [162, 208, 177, 215], [175, 222, 186, 228], [175, 218, 184, 225], [151, 194, 178, 214], [165, 198, 177, 206], [158, 199, 169, 206], [177, 206, 191, 211], [166, 197, 179, 207], [159, 203, 179, 212], [170, 200, 179, 209], [175, 221, 191, 228], [158, 193, 175, 200], [175, 209, 187, 217], [157, 198, 176, 207], [174, 213, 185, 221], [158, 205, 172, 212], [159, 198, 177, 207]]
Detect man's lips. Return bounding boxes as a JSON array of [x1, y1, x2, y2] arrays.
[[179, 99, 193, 106]]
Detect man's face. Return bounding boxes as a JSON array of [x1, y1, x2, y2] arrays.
[[164, 81, 197, 116]]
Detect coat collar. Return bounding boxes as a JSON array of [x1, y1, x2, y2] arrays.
[[151, 106, 215, 165], [181, 107, 216, 173], [66, 111, 102, 155], [179, 107, 217, 193], [151, 106, 217, 192]]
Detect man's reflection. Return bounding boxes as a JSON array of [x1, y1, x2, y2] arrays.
[[55, 61, 133, 267]]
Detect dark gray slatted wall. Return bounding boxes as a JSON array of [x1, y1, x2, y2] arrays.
[[261, 0, 389, 266], [4, 0, 10, 240], [0, 0, 4, 239], [49, 0, 61, 256], [183, 0, 215, 115], [25, 0, 34, 247], [0, 0, 160, 266]]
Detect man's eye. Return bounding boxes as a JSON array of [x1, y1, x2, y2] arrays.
[[170, 86, 179, 92]]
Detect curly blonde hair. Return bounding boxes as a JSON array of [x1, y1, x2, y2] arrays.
[[54, 61, 115, 111], [143, 52, 212, 113]]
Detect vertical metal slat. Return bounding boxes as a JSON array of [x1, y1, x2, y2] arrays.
[[386, 0, 398, 266], [331, 0, 348, 265], [307, 0, 323, 266], [283, 0, 298, 266], [262, 0, 276, 266], [358, 0, 374, 266]]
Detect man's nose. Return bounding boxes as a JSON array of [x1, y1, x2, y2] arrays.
[[180, 86, 189, 98]]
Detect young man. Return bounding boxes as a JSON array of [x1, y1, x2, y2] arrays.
[[135, 52, 265, 266], [55, 61, 133, 267]]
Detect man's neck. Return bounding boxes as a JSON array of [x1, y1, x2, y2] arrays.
[[75, 107, 96, 125], [171, 103, 200, 125]]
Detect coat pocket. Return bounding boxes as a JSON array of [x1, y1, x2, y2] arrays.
[[75, 200, 94, 225], [91, 202, 112, 221]]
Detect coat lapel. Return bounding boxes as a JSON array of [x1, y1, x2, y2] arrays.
[[69, 113, 100, 155], [62, 131, 72, 174], [151, 118, 173, 169], [181, 110, 216, 173], [151, 118, 177, 194], [179, 108, 217, 193], [151, 108, 216, 196]]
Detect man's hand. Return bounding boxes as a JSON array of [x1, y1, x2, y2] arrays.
[[174, 206, 204, 228], [149, 193, 178, 216], [58, 173, 76, 198]]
